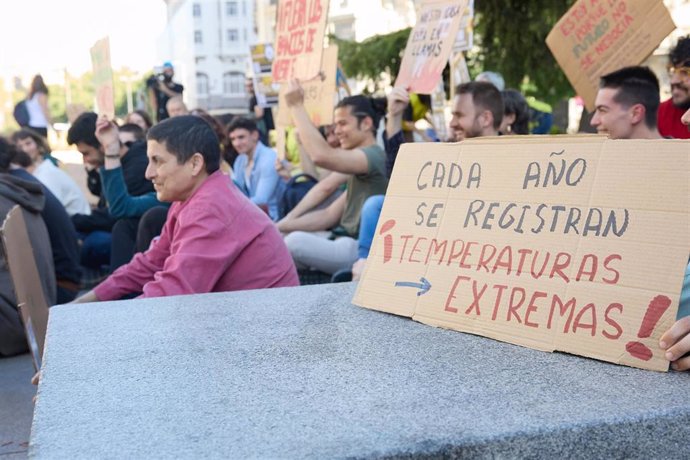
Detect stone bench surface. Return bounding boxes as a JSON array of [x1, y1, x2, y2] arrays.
[[32, 282, 690, 459]]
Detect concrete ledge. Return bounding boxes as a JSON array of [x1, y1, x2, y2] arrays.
[[31, 282, 690, 458]]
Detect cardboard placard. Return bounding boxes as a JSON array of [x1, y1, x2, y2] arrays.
[[452, 0, 474, 52], [272, 0, 330, 83], [353, 136, 689, 372], [546, 0, 675, 112], [277, 45, 339, 127], [90, 36, 115, 119], [251, 43, 280, 108], [1, 206, 50, 371], [396, 0, 468, 94]]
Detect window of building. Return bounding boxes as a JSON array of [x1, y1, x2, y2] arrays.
[[223, 72, 244, 95], [242, 0, 246, 16], [227, 29, 239, 42], [194, 30, 203, 44], [193, 3, 201, 16], [226, 1, 237, 15], [196, 73, 209, 96], [243, 28, 247, 42]]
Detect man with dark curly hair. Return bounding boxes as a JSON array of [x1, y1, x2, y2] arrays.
[[658, 35, 690, 139]]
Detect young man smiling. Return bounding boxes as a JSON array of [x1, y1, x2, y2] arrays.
[[279, 80, 388, 275], [74, 115, 298, 302]]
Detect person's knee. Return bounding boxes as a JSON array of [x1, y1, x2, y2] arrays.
[[362, 194, 385, 215], [284, 231, 309, 259]]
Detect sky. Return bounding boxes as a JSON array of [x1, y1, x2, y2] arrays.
[[0, 0, 168, 82]]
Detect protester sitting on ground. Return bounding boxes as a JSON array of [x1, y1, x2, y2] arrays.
[[125, 110, 153, 133], [118, 123, 146, 145], [166, 96, 189, 118], [658, 35, 690, 139], [68, 112, 156, 272], [7, 148, 82, 303], [12, 128, 91, 216], [591, 66, 662, 140], [0, 137, 56, 356], [280, 80, 388, 276], [73, 115, 298, 302], [351, 82, 503, 279], [228, 117, 281, 220], [500, 89, 530, 135]]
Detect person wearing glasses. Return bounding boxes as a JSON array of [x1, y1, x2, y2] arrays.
[[658, 35, 690, 139]]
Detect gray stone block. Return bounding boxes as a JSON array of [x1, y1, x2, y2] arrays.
[[31, 282, 690, 458]]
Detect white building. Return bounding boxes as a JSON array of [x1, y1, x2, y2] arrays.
[[159, 0, 256, 113]]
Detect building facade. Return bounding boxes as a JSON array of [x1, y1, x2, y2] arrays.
[[159, 0, 256, 112]]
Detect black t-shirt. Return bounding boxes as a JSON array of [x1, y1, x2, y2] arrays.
[[154, 81, 184, 122]]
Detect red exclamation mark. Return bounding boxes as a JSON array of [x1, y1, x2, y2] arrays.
[[625, 295, 672, 361], [379, 219, 396, 263]]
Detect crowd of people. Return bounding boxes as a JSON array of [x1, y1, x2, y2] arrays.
[[0, 36, 689, 370]]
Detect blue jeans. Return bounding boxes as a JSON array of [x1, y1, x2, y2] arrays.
[[358, 195, 385, 259]]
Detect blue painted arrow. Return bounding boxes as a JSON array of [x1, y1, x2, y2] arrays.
[[394, 277, 432, 296]]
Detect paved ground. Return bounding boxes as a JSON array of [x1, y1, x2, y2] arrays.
[[0, 354, 34, 460]]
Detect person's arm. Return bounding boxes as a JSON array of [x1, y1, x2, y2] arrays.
[[100, 168, 163, 218], [95, 115, 163, 218], [37, 92, 52, 125], [277, 171, 348, 232], [285, 80, 369, 175], [384, 87, 409, 177], [157, 82, 183, 98], [72, 290, 98, 303], [659, 263, 690, 370], [278, 192, 346, 233], [296, 133, 320, 179]]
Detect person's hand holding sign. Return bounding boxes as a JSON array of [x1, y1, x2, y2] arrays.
[[386, 87, 410, 136], [284, 79, 305, 108]]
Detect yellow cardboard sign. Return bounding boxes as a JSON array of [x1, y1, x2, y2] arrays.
[[90, 36, 115, 119], [546, 0, 675, 112], [277, 45, 338, 127], [396, 0, 468, 94], [272, 0, 330, 83], [353, 136, 689, 372]]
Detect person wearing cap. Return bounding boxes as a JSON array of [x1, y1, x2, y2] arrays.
[[148, 62, 184, 123]]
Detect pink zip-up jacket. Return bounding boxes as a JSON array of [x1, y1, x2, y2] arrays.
[[94, 171, 298, 300]]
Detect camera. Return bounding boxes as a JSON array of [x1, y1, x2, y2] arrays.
[[146, 73, 165, 88]]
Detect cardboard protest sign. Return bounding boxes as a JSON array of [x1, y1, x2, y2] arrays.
[[546, 0, 675, 112], [251, 43, 280, 108], [353, 136, 689, 372], [277, 45, 338, 127], [90, 37, 115, 119], [396, 0, 468, 94], [1, 206, 51, 371], [452, 0, 474, 52], [272, 0, 330, 83]]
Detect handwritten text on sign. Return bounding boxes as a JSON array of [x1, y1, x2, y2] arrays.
[[353, 136, 689, 372], [272, 0, 330, 83], [546, 0, 674, 112], [396, 0, 467, 94]]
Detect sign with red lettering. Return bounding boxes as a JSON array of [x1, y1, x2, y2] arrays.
[[546, 0, 675, 112], [90, 37, 115, 119], [272, 0, 330, 83], [353, 136, 689, 372], [276, 45, 339, 127], [396, 0, 468, 94]]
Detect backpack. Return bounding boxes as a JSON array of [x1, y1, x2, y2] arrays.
[[13, 100, 30, 127], [278, 173, 319, 219]]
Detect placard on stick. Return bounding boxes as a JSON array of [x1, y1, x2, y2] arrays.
[[353, 136, 689, 372], [90, 36, 115, 119], [272, 0, 330, 83], [276, 45, 339, 127], [546, 0, 675, 112], [1, 206, 51, 371], [251, 43, 279, 108], [396, 0, 468, 94]]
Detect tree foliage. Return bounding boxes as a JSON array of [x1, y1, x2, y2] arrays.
[[471, 0, 576, 104], [331, 1, 577, 103]]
